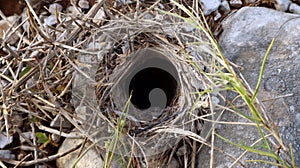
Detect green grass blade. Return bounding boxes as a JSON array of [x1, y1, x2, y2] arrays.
[[19, 65, 32, 78], [290, 144, 297, 168], [103, 94, 132, 168], [216, 133, 281, 161], [251, 38, 275, 102], [246, 160, 286, 167]]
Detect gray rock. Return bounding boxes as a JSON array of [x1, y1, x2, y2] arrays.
[[219, 0, 231, 14], [274, 0, 291, 11], [19, 132, 33, 143], [49, 3, 63, 14], [181, 20, 196, 33], [93, 8, 106, 24], [229, 0, 243, 8], [44, 15, 57, 26], [66, 6, 81, 15], [214, 11, 222, 21], [0, 133, 13, 148], [0, 150, 15, 160], [50, 115, 72, 129], [0, 79, 8, 88], [78, 0, 89, 9], [198, 7, 300, 167], [143, 13, 154, 20], [200, 0, 221, 15], [57, 138, 103, 168], [289, 3, 300, 14], [244, 0, 257, 4]]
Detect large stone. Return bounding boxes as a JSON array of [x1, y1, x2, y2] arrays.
[[198, 7, 300, 167]]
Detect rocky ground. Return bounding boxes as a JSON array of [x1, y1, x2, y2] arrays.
[[0, 0, 299, 167], [198, 6, 300, 167]]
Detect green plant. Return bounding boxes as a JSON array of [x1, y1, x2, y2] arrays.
[[103, 94, 132, 168]]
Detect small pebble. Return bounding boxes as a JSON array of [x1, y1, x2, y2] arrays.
[[75, 106, 88, 123], [0, 79, 8, 87], [219, 0, 231, 14], [245, 0, 257, 4], [278, 121, 284, 127], [155, 14, 164, 21], [19, 132, 33, 143], [296, 113, 300, 121], [158, 3, 165, 9], [0, 150, 15, 160], [78, 0, 90, 9], [118, 0, 127, 5], [290, 105, 295, 113], [214, 11, 222, 21], [66, 6, 81, 15], [93, 8, 106, 23], [50, 115, 72, 129], [289, 3, 300, 14], [229, 0, 243, 8], [87, 41, 102, 50], [29, 50, 39, 58], [44, 15, 57, 26], [49, 3, 63, 14], [0, 133, 13, 148], [274, 0, 291, 12], [143, 13, 154, 20], [212, 96, 220, 105], [200, 0, 221, 15], [181, 21, 196, 33], [277, 68, 282, 74], [51, 134, 60, 143]]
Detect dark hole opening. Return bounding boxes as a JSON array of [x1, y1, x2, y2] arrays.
[[129, 67, 178, 110]]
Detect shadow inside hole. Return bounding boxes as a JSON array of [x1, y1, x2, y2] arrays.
[[129, 67, 178, 110]]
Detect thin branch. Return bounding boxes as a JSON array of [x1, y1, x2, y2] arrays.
[[1, 143, 81, 166]]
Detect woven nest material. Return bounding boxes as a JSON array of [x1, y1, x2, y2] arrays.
[[71, 2, 219, 166]]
